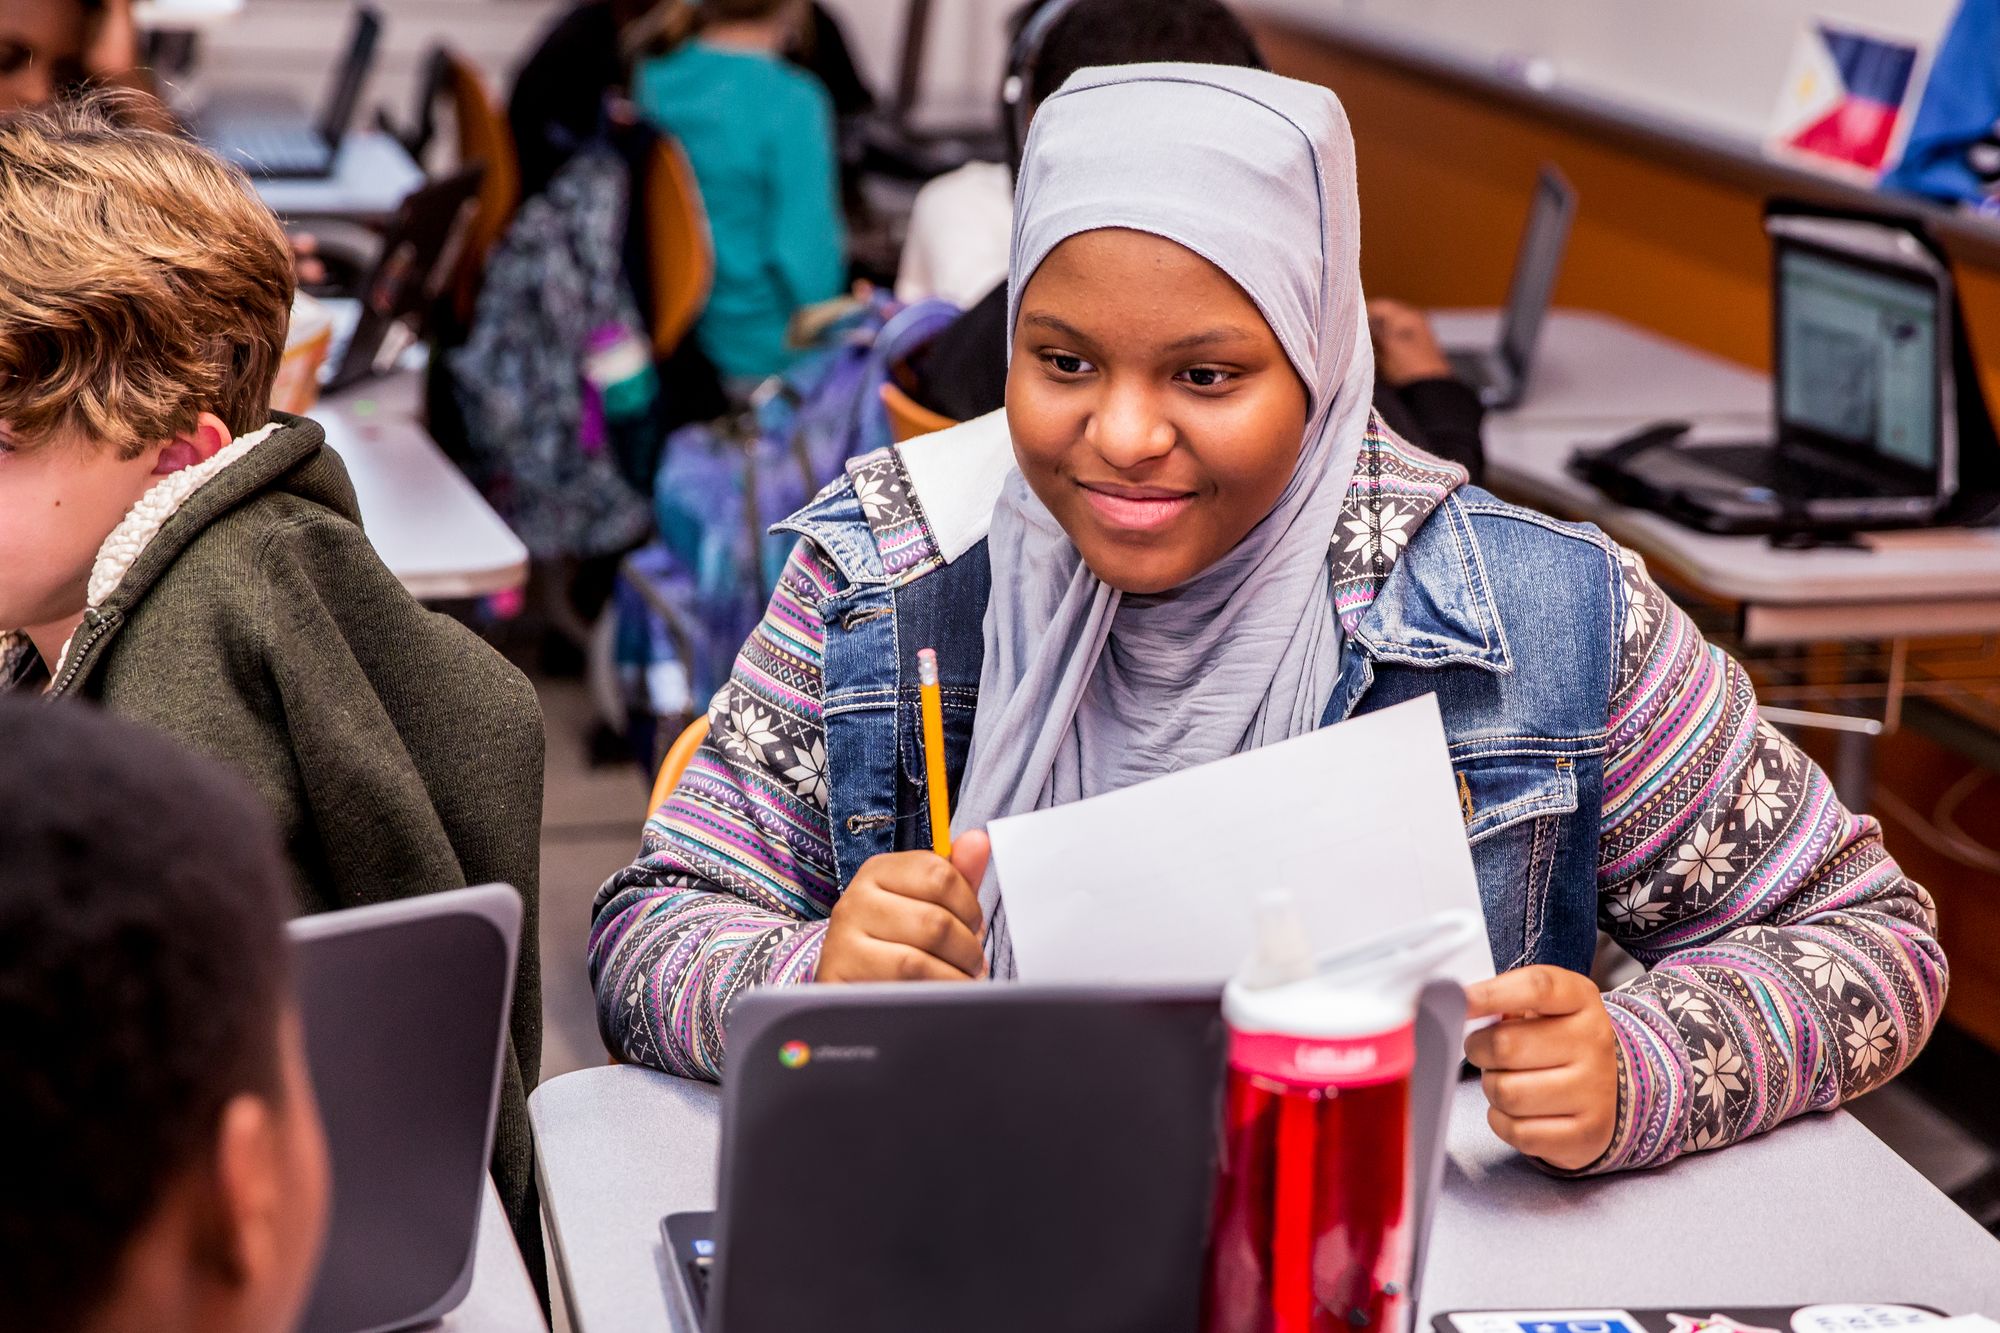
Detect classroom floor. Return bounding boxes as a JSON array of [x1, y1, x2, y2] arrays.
[[536, 673, 648, 1086]]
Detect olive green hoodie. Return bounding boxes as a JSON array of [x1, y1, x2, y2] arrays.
[[2, 414, 547, 1287]]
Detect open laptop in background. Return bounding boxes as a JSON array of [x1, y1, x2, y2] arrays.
[[289, 884, 520, 1333], [662, 980, 1466, 1333], [201, 5, 382, 180], [315, 164, 485, 395], [1571, 213, 1958, 534], [1444, 164, 1577, 408]]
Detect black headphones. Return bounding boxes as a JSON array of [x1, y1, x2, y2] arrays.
[[1000, 0, 1090, 171]]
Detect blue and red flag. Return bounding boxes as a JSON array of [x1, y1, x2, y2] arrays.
[[1771, 22, 1922, 176]]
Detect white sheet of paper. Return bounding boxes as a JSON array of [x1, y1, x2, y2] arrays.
[[985, 694, 1494, 989]]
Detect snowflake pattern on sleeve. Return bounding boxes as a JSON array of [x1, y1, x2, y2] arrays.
[[1590, 548, 1946, 1171], [587, 534, 850, 1077], [586, 444, 951, 1079]]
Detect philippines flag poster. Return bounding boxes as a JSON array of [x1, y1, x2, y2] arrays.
[[1769, 21, 1924, 180]]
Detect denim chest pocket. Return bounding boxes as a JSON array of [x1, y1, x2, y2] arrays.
[[1453, 753, 1579, 970]]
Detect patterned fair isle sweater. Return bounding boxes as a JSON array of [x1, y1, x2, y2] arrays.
[[590, 420, 1946, 1173]]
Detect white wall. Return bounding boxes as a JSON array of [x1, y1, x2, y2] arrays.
[[188, 0, 1020, 134], [177, 0, 564, 120], [854, 0, 1972, 142], [1241, 0, 1962, 143], [192, 0, 1970, 144]]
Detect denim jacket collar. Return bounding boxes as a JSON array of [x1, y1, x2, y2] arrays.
[[896, 409, 1015, 565], [1344, 490, 1512, 673]]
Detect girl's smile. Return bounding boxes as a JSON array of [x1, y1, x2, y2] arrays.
[[1075, 479, 1198, 533]]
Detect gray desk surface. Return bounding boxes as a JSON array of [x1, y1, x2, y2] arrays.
[[439, 1178, 548, 1332], [316, 371, 529, 601], [533, 1068, 719, 1333], [1439, 309, 2000, 643], [530, 1063, 2000, 1333], [1432, 308, 1768, 428], [254, 131, 425, 223]]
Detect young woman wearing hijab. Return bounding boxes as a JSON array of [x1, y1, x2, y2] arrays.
[[900, 0, 1491, 481], [590, 65, 1945, 1174]]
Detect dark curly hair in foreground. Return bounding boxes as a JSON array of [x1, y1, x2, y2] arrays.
[[0, 697, 295, 1333]]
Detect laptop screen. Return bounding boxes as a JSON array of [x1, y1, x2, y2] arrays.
[[314, 6, 383, 147], [1497, 166, 1576, 376], [1777, 245, 1940, 473]]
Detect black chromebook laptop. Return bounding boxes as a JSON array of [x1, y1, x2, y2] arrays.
[[662, 981, 1467, 1333], [317, 165, 485, 394], [1443, 163, 1577, 408], [201, 5, 382, 180], [1572, 212, 1961, 535]]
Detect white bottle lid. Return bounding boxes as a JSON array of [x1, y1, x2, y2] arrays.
[[1222, 902, 1482, 1041]]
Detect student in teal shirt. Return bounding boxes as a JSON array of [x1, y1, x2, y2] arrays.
[[634, 0, 847, 382]]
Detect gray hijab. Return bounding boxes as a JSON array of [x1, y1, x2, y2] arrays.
[[953, 64, 1376, 972]]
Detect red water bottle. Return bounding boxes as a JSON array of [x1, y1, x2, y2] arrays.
[[1200, 903, 1480, 1333]]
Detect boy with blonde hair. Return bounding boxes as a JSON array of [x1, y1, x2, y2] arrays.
[[0, 94, 547, 1278]]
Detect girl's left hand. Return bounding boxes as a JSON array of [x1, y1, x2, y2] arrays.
[[1462, 965, 1620, 1172]]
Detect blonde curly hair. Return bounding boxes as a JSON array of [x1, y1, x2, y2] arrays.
[[0, 90, 295, 458]]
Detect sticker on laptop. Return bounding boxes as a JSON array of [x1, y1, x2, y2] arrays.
[[1445, 1311, 1645, 1333], [1665, 1314, 1784, 1333], [1792, 1308, 1942, 1333]]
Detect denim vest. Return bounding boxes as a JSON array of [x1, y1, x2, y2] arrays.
[[779, 483, 1624, 974]]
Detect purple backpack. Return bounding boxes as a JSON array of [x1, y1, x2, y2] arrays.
[[615, 294, 962, 742]]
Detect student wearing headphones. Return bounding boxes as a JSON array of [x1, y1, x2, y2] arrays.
[[895, 0, 1263, 316], [895, 0, 1490, 480], [594, 62, 1943, 1175]]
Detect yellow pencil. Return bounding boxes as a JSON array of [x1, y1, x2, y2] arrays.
[[917, 648, 952, 859]]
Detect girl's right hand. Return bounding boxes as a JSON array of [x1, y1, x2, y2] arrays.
[[817, 832, 991, 983]]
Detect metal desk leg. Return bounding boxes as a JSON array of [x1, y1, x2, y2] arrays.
[[1764, 639, 1907, 814], [1835, 729, 1878, 813], [1763, 705, 1886, 813]]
